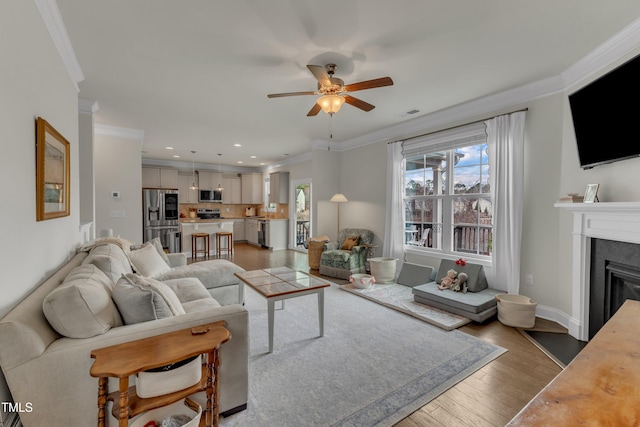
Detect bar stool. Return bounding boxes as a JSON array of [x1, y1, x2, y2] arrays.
[[192, 233, 210, 259], [216, 231, 233, 257]]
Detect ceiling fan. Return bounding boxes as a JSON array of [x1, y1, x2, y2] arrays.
[[267, 64, 393, 116]]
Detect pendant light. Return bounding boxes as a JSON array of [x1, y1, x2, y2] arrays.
[[216, 153, 224, 191], [189, 151, 197, 190]]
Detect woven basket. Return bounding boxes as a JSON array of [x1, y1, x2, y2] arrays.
[[496, 294, 537, 328], [308, 241, 325, 269]]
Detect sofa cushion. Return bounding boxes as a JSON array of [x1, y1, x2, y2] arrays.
[[82, 243, 133, 284], [396, 263, 435, 287], [435, 259, 488, 293], [412, 282, 500, 313], [128, 243, 171, 277], [162, 277, 212, 304], [155, 259, 244, 290], [112, 274, 185, 325], [42, 264, 123, 338], [181, 298, 222, 313]]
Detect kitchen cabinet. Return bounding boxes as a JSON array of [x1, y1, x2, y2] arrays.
[[241, 173, 263, 204], [177, 173, 198, 203], [266, 220, 288, 250], [197, 171, 223, 191], [245, 218, 259, 246], [222, 176, 242, 204], [269, 172, 289, 204], [233, 219, 245, 241], [142, 167, 178, 188]]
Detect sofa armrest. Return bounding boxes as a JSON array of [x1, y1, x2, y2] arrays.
[[167, 252, 187, 267], [9, 305, 249, 427]]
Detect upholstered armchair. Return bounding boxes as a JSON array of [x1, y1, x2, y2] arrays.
[[319, 228, 374, 280]]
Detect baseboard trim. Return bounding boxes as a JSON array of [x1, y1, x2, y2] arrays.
[[535, 304, 572, 332]]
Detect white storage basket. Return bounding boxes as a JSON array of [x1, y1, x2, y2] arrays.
[[136, 355, 202, 399], [496, 294, 537, 328], [130, 397, 201, 427]]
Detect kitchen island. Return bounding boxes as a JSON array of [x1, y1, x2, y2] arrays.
[[180, 219, 234, 257]]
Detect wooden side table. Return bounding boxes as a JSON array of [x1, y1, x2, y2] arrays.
[[90, 321, 230, 427]]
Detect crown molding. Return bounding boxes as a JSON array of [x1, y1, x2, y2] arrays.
[[34, 0, 84, 91], [78, 98, 99, 115], [561, 17, 640, 91], [94, 123, 144, 146], [335, 17, 640, 152]]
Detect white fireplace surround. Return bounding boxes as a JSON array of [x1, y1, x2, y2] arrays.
[[555, 202, 640, 341]]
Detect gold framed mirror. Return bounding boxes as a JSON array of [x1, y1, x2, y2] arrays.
[[36, 117, 70, 221]]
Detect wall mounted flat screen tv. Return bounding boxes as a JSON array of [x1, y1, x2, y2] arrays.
[[569, 53, 640, 169]]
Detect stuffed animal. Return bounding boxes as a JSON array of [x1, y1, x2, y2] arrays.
[[438, 269, 457, 290], [452, 272, 468, 293]]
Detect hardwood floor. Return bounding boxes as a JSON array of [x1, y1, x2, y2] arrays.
[[202, 243, 562, 426]]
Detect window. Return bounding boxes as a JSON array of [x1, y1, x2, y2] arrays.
[[403, 140, 492, 257]]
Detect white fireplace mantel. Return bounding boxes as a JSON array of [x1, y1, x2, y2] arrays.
[[555, 202, 640, 340]]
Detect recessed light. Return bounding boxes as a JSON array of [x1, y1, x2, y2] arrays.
[[260, 162, 265, 165], [173, 155, 180, 158], [234, 144, 242, 147], [237, 160, 243, 164], [283, 153, 289, 156], [250, 155, 257, 159], [165, 146, 174, 150]]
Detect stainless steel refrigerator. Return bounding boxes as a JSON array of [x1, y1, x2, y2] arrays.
[[142, 188, 181, 252]]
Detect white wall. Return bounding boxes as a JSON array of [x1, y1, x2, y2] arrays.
[[78, 108, 95, 227], [0, 0, 83, 405], [94, 135, 143, 243], [312, 149, 342, 240]]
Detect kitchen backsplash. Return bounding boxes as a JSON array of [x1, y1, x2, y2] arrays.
[[180, 203, 289, 219]]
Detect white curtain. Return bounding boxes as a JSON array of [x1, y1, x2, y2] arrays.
[[486, 111, 526, 294], [383, 141, 404, 275]]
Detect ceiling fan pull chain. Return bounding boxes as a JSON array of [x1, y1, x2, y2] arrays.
[[329, 114, 333, 139]]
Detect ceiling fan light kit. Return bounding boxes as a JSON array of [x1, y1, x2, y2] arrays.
[[317, 94, 345, 115], [268, 63, 393, 117]]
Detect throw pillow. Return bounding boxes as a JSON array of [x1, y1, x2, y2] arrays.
[[340, 235, 360, 251], [112, 274, 185, 325], [128, 243, 171, 277], [82, 243, 134, 285], [43, 264, 123, 338]]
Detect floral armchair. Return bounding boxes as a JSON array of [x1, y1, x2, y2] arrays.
[[319, 228, 374, 280]]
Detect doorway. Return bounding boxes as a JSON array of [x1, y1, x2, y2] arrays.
[[289, 179, 311, 251]]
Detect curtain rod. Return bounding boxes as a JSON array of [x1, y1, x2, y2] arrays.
[[389, 107, 529, 144]]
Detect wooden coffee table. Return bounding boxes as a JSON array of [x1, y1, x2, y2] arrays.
[[235, 267, 330, 353]]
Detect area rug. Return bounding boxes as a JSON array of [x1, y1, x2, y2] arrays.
[[221, 282, 506, 427], [340, 283, 471, 330]]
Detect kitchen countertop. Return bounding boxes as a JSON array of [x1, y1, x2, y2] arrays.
[[180, 217, 289, 223]]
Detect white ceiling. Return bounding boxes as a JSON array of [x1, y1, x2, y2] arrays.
[[55, 0, 640, 168]]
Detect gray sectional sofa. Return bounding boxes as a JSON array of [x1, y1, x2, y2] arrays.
[[0, 238, 249, 426]]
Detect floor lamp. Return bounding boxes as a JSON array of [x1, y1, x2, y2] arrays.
[[330, 193, 348, 239]]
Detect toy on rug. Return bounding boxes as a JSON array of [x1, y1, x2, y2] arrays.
[[451, 272, 468, 293], [438, 269, 458, 290]]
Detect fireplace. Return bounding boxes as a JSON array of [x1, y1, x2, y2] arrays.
[[556, 202, 640, 341], [589, 238, 640, 339]]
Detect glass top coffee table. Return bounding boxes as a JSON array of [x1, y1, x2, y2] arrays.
[[235, 267, 330, 353]]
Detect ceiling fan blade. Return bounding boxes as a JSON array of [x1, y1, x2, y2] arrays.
[[307, 103, 321, 116], [344, 77, 394, 92], [307, 65, 332, 87], [344, 95, 375, 112], [267, 91, 316, 98]]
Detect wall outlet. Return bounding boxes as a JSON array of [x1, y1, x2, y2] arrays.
[[109, 210, 125, 218], [525, 274, 534, 286]]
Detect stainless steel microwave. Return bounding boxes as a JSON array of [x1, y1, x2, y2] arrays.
[[199, 189, 222, 202]]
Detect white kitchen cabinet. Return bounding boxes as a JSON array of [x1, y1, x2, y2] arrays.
[[177, 173, 198, 203], [142, 167, 179, 188], [266, 220, 288, 250], [222, 176, 242, 204], [233, 219, 245, 241], [241, 173, 263, 204], [269, 172, 289, 204], [197, 171, 223, 191], [245, 218, 259, 245]]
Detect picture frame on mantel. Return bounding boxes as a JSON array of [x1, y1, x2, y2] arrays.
[[36, 117, 70, 221], [584, 183, 600, 203]]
